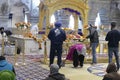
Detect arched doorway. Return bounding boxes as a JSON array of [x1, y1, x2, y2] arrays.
[[38, 0, 89, 34]]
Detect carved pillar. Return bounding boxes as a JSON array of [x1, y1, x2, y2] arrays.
[[45, 9, 50, 35], [39, 1, 46, 31], [39, 11, 45, 30], [83, 10, 89, 36], [44, 41, 47, 64]]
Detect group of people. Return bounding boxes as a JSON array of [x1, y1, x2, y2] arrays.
[[47, 21, 99, 68], [0, 21, 120, 80], [47, 21, 120, 79], [86, 22, 120, 71]]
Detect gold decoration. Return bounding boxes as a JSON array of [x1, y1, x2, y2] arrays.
[[27, 33, 48, 49], [38, 0, 89, 64], [38, 0, 89, 35]]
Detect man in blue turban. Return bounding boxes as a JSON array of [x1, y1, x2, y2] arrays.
[[48, 21, 66, 68], [54, 22, 62, 28]]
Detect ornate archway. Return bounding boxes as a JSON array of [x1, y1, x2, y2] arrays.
[[38, 0, 89, 34]]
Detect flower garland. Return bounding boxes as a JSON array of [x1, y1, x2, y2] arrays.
[[28, 33, 47, 49], [65, 33, 85, 42], [15, 22, 31, 29]]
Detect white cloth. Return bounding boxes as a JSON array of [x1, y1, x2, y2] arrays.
[[30, 24, 39, 35], [3, 32, 8, 42], [77, 45, 86, 56], [55, 29, 61, 36]]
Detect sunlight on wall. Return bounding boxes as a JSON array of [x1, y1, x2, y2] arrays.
[[68, 15, 74, 30], [24, 14, 28, 23], [50, 14, 56, 24], [95, 13, 101, 30], [78, 19, 83, 29]]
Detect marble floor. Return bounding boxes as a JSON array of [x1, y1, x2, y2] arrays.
[[42, 63, 106, 80]]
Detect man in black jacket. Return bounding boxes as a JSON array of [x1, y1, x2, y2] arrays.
[[105, 22, 120, 70], [48, 21, 66, 68], [86, 25, 99, 64]]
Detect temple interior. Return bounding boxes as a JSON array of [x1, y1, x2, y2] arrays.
[[0, 0, 120, 80]]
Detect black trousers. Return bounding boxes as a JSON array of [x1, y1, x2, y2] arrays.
[[73, 49, 84, 67], [49, 43, 62, 68]]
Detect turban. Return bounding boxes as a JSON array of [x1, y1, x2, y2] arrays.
[[55, 22, 62, 28], [50, 64, 59, 74]]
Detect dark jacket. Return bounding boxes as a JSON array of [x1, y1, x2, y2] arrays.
[[105, 29, 120, 48], [86, 27, 99, 43], [48, 27, 66, 45], [44, 73, 66, 80], [103, 63, 120, 80], [0, 60, 15, 74]]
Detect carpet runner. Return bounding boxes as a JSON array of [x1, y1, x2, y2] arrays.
[[5, 55, 110, 79], [5, 55, 49, 80]]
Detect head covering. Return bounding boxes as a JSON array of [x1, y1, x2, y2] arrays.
[[55, 22, 62, 28], [0, 70, 16, 80], [50, 64, 59, 74], [0, 56, 5, 61], [106, 62, 117, 73]]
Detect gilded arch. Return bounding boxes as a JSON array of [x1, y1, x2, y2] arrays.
[[38, 0, 89, 34]]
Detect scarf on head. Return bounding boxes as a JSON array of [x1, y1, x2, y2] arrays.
[[0, 70, 15, 80]]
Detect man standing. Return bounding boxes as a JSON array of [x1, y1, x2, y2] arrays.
[[86, 25, 99, 65], [48, 21, 66, 68], [105, 22, 120, 70]]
